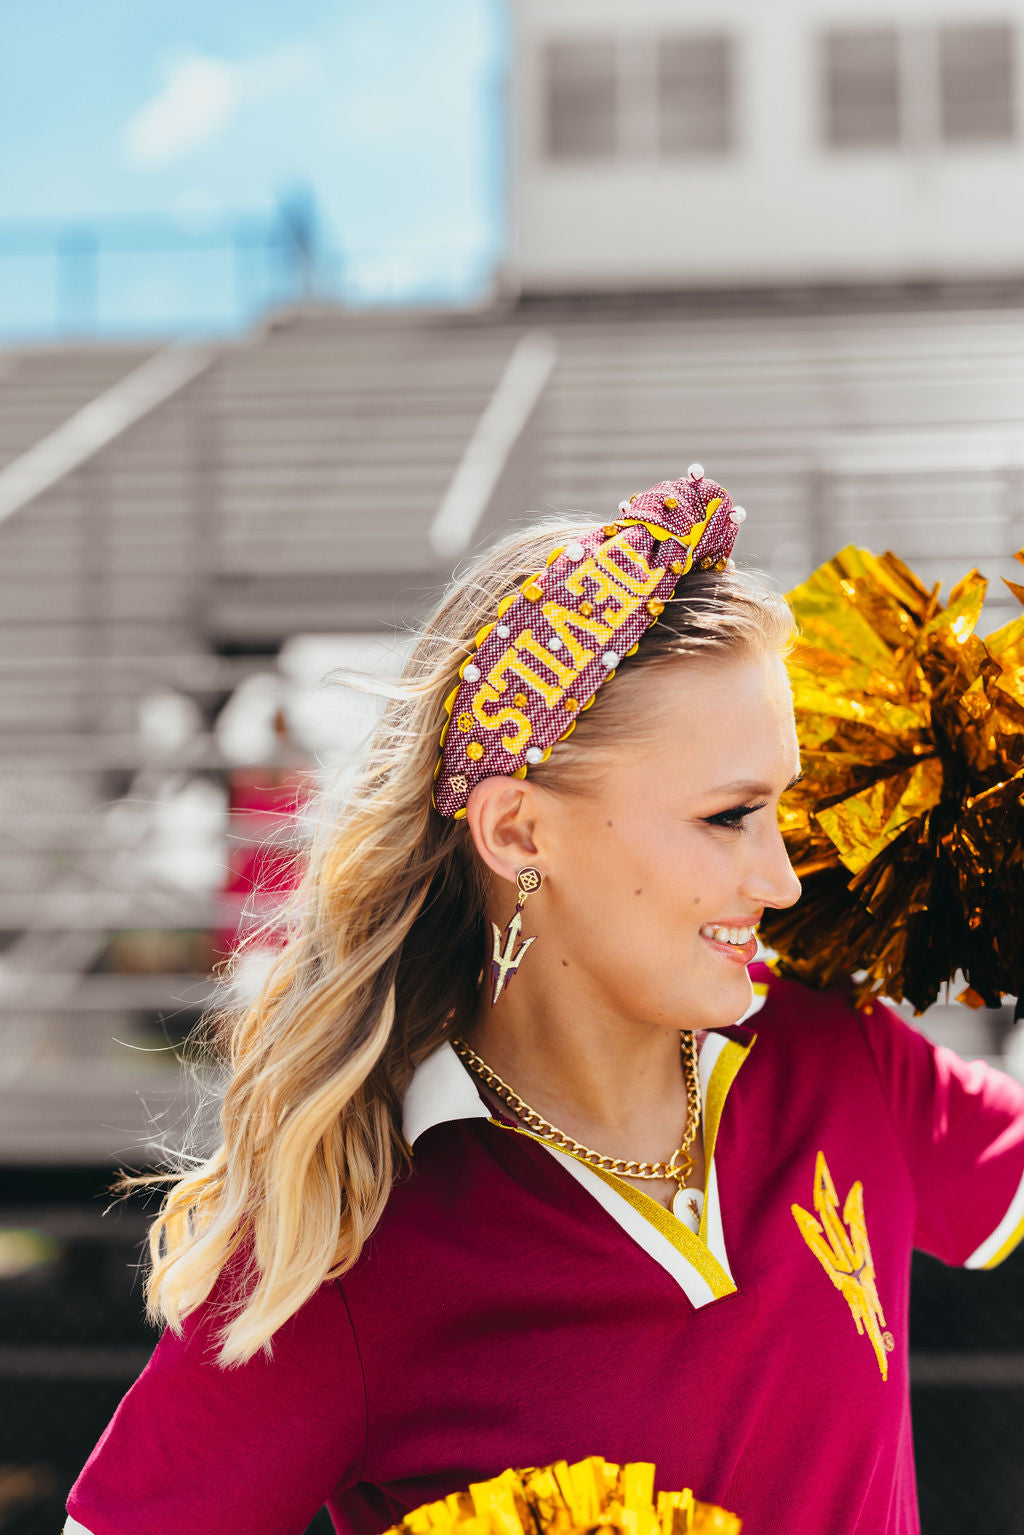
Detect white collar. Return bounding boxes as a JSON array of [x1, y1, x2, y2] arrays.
[[401, 1037, 492, 1149]]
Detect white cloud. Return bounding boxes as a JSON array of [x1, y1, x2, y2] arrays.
[[123, 43, 316, 168], [124, 55, 238, 166]]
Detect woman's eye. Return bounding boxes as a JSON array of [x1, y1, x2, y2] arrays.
[[703, 802, 768, 829]]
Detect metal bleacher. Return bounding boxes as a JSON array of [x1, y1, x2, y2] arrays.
[[0, 345, 158, 474], [0, 308, 538, 1161], [536, 304, 1024, 625], [1, 298, 1022, 1163]]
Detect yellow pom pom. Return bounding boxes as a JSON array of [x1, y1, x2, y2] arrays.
[[467, 742, 484, 761]]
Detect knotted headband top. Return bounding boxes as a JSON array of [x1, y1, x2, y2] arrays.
[[432, 465, 745, 819]]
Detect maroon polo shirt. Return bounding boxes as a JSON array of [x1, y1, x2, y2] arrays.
[[66, 965, 1024, 1535]]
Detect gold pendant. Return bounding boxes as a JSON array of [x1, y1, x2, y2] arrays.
[[672, 1186, 704, 1232]]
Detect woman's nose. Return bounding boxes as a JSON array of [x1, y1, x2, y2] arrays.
[[741, 825, 802, 912]]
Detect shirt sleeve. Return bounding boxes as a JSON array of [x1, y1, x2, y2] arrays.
[[856, 999, 1024, 1269], [65, 1262, 366, 1535]]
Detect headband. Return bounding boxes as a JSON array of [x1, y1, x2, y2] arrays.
[[432, 465, 744, 819]]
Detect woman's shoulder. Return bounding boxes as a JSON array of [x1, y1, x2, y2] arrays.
[[747, 959, 903, 1062], [163, 1244, 355, 1372], [750, 957, 866, 1020]]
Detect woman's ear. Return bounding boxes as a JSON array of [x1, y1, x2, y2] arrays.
[[465, 777, 542, 883]]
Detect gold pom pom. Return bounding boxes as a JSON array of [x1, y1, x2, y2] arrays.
[[513, 692, 528, 708], [381, 1456, 740, 1535], [466, 742, 484, 761], [579, 601, 594, 617], [647, 598, 665, 616], [523, 582, 543, 602], [603, 524, 619, 537], [760, 543, 1024, 1012], [670, 560, 684, 575], [663, 495, 678, 510], [564, 697, 580, 712]]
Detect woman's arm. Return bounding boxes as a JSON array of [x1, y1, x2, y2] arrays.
[[64, 1269, 366, 1535], [856, 999, 1024, 1268]]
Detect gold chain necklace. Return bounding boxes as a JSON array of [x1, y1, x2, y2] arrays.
[[451, 1031, 703, 1194]]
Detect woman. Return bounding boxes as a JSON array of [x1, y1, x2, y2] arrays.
[[65, 470, 1024, 1535]]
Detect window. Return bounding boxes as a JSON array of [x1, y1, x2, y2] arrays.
[[939, 24, 1015, 142], [822, 28, 901, 147], [544, 39, 617, 160], [657, 34, 735, 154]]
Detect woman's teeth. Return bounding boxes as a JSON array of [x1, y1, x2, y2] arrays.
[[700, 924, 755, 946]]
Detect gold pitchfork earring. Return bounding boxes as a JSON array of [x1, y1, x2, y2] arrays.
[[489, 866, 543, 1006]]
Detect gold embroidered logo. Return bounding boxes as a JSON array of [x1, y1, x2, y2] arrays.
[[791, 1151, 890, 1380]]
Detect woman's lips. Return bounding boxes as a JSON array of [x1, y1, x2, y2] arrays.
[[699, 931, 758, 965]]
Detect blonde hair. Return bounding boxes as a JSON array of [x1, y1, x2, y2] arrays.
[[116, 514, 793, 1365]]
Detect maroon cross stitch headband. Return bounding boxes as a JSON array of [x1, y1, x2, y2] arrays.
[[432, 465, 745, 819]]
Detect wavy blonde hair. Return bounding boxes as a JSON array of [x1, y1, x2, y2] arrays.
[[117, 513, 794, 1365]]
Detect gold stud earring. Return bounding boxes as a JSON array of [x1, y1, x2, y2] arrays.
[[489, 866, 543, 1006]]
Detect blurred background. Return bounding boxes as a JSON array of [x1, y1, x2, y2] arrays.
[[2, 0, 1024, 1530]]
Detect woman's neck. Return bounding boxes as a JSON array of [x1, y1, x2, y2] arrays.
[[460, 979, 702, 1167]]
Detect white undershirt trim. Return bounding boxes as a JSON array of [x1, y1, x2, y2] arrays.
[[701, 1157, 729, 1279], [964, 1161, 1024, 1269]]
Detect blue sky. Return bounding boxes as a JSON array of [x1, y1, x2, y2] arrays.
[[0, 0, 506, 336]]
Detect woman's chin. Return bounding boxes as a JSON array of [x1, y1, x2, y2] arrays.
[[699, 967, 755, 1030]]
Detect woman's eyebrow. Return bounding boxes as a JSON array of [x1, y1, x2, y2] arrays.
[[705, 769, 805, 797]]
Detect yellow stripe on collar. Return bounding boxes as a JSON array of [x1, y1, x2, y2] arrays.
[[698, 1034, 756, 1244]]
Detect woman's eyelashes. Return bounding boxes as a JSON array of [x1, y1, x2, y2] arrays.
[[702, 802, 768, 830]]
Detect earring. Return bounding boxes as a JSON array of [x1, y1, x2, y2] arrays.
[[489, 866, 543, 1006]]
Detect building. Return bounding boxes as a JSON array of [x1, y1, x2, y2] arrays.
[[507, 0, 1024, 294]]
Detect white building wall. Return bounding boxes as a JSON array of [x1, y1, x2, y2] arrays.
[[507, 0, 1024, 292]]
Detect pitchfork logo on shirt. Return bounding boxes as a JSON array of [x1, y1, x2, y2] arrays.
[[791, 1151, 892, 1381]]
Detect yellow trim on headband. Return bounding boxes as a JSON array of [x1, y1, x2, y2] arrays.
[[615, 499, 722, 561]]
